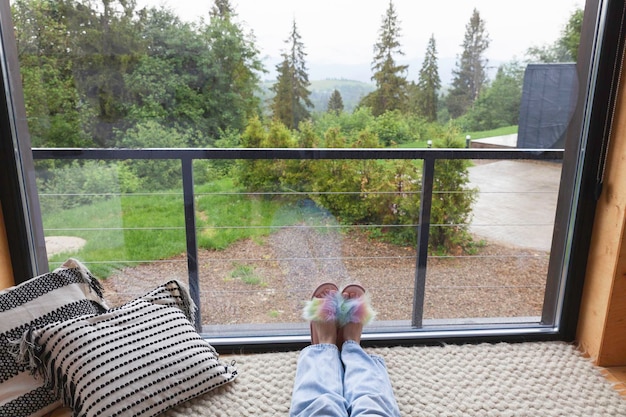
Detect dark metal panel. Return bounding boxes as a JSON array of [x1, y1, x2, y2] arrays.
[[31, 147, 564, 161], [412, 158, 435, 328], [0, 0, 48, 283], [181, 158, 202, 330]]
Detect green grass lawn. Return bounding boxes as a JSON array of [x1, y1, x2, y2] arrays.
[[43, 178, 288, 277], [398, 125, 518, 148], [461, 125, 518, 141]]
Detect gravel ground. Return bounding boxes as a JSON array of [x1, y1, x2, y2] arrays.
[[101, 226, 549, 326]]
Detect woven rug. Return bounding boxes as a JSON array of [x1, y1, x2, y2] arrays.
[[162, 341, 626, 416]]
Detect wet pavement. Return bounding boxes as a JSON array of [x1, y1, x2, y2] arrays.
[[468, 160, 562, 252]]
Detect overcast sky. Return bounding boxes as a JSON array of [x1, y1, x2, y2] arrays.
[[138, 0, 583, 83]]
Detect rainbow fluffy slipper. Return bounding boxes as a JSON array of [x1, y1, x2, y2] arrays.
[[303, 283, 376, 327], [336, 284, 376, 327]]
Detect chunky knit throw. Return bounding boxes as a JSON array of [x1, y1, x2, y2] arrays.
[[161, 341, 626, 416]]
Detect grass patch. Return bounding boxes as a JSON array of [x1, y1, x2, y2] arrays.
[[268, 309, 282, 318], [396, 139, 431, 148], [43, 177, 288, 277], [230, 263, 263, 286], [460, 125, 518, 141], [398, 125, 518, 149], [194, 179, 290, 250]]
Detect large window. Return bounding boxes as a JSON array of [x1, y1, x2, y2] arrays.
[[1, 0, 623, 350]]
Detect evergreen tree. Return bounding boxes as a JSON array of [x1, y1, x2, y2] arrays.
[[271, 59, 295, 127], [359, 0, 408, 116], [210, 0, 234, 18], [202, 0, 264, 140], [446, 8, 490, 118], [413, 34, 440, 122], [270, 19, 313, 130], [327, 89, 344, 114]]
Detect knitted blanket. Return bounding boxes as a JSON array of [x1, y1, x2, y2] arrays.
[[162, 341, 626, 416]]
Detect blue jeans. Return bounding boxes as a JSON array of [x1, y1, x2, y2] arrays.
[[290, 341, 401, 417]]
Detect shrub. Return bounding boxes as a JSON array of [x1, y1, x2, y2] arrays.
[[372, 110, 414, 145], [234, 115, 477, 253], [115, 120, 194, 191], [37, 161, 139, 212], [429, 127, 478, 252]]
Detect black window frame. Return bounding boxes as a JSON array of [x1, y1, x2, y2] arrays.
[[1, 0, 624, 350]]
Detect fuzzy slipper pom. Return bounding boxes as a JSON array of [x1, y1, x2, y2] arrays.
[[337, 294, 376, 327], [303, 291, 343, 322]]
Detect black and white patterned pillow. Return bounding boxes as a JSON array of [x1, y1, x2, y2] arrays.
[[19, 280, 238, 417], [0, 259, 108, 417]]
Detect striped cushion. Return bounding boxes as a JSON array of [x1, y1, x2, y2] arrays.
[[0, 259, 108, 417], [20, 280, 237, 417]]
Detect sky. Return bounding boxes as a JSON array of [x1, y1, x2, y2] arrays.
[[138, 0, 583, 83]]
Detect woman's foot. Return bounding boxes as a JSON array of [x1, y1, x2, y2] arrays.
[[312, 319, 338, 345]]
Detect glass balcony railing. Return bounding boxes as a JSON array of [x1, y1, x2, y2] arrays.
[[32, 147, 564, 348]]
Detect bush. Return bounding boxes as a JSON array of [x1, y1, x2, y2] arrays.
[[38, 161, 139, 212], [115, 120, 195, 191], [372, 110, 415, 146], [429, 127, 478, 252], [234, 115, 477, 253]]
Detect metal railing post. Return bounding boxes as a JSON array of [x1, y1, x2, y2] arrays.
[[412, 157, 435, 328], [181, 157, 201, 330]]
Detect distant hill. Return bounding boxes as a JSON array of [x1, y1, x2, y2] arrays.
[[258, 79, 375, 114]]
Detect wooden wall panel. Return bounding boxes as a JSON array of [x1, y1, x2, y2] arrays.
[[0, 202, 15, 289], [577, 64, 626, 366]]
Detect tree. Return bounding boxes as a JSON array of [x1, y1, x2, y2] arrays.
[[359, 0, 408, 116], [445, 8, 490, 119], [559, 8, 583, 60], [411, 34, 441, 122], [116, 120, 192, 190], [210, 0, 234, 17], [71, 0, 145, 147], [11, 0, 93, 148], [123, 6, 209, 146], [125, 1, 263, 146], [429, 127, 477, 252], [270, 19, 313, 130], [463, 61, 524, 131], [327, 89, 344, 114], [202, 0, 264, 140], [526, 8, 583, 63]]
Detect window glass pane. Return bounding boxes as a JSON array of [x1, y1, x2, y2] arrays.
[[12, 0, 583, 342]]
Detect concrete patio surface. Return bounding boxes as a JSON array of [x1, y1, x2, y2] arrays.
[[468, 159, 562, 252]]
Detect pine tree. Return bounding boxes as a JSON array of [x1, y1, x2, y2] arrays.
[[327, 89, 344, 114], [270, 19, 313, 130], [210, 0, 235, 18], [359, 0, 408, 116], [446, 8, 490, 118], [413, 34, 441, 122]]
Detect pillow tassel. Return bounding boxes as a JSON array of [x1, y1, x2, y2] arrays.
[[60, 258, 104, 299], [12, 327, 67, 403], [171, 279, 198, 325], [11, 326, 43, 378]]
